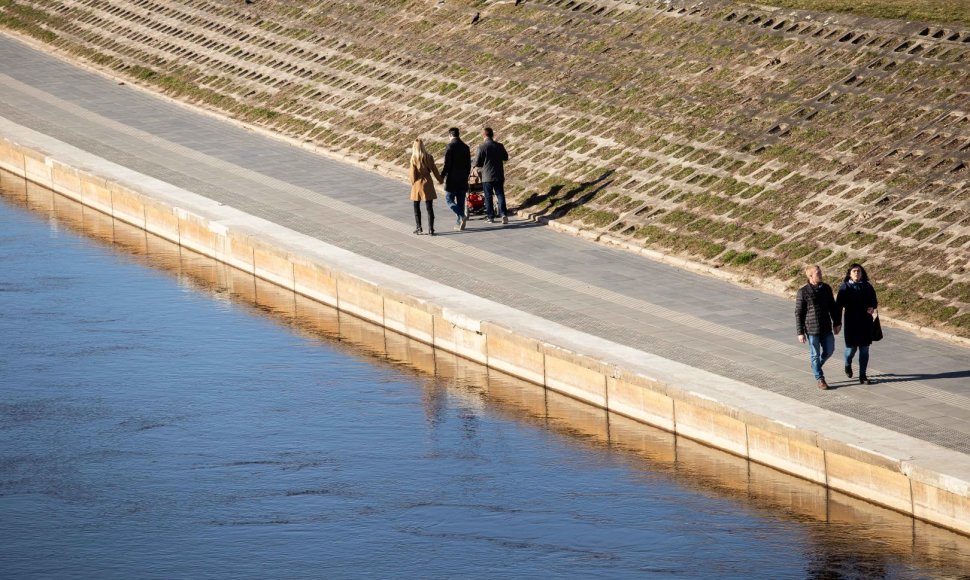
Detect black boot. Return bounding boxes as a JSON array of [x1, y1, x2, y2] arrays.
[[844, 365, 853, 378]]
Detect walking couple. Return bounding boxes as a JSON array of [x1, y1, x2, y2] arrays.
[[409, 127, 510, 235], [795, 264, 881, 390]]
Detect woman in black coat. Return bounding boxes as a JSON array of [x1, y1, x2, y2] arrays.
[[836, 264, 879, 384]]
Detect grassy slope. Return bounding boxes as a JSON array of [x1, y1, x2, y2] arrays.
[[756, 0, 970, 27]]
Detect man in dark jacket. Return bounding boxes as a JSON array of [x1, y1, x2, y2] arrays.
[[474, 127, 509, 224], [795, 264, 841, 390], [440, 127, 472, 231]]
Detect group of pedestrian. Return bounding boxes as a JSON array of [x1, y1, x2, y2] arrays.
[[409, 127, 509, 235], [795, 264, 880, 390], [413, 131, 882, 393]]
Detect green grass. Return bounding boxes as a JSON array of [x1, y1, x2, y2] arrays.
[[751, 0, 970, 26]]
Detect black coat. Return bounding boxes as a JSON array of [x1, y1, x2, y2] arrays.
[[474, 138, 508, 183], [795, 282, 839, 337], [836, 281, 878, 347], [441, 138, 471, 193]]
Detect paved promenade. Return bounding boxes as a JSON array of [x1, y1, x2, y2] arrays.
[[2, 33, 969, 454]]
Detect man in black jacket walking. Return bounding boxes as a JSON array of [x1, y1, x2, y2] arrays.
[[795, 264, 842, 390], [474, 127, 509, 224], [440, 127, 471, 231]]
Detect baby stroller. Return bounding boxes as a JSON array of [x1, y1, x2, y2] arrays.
[[466, 173, 486, 216]]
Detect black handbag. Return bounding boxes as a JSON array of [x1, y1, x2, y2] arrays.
[[871, 312, 883, 342]]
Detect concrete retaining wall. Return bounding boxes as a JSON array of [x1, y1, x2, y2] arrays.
[[2, 121, 968, 536]]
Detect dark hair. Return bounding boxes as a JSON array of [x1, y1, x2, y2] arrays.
[[843, 263, 869, 283], [483, 127, 494, 139], [448, 127, 460, 138]]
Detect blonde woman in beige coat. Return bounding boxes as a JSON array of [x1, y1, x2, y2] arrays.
[[410, 139, 443, 235]]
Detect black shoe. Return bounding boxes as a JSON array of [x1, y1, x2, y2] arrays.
[[501, 215, 508, 224], [413, 228, 423, 235], [844, 365, 853, 378], [428, 229, 435, 236], [859, 376, 872, 385]]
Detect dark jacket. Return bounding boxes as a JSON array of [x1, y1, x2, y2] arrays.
[[836, 281, 878, 347], [474, 138, 508, 183], [441, 138, 471, 193], [795, 282, 839, 337]]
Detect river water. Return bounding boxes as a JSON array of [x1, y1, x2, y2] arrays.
[[1, 171, 968, 579]]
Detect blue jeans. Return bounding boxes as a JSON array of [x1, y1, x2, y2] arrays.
[[844, 345, 870, 377], [482, 181, 507, 220], [445, 189, 467, 222], [807, 333, 835, 380]]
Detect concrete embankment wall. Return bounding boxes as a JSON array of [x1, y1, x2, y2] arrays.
[[2, 120, 969, 536]]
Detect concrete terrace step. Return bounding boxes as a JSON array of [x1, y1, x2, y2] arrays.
[[1, 32, 969, 534]]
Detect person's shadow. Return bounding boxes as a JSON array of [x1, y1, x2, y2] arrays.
[[867, 370, 970, 384], [828, 369, 970, 389]]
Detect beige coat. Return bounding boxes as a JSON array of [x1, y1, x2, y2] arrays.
[[409, 157, 442, 201]]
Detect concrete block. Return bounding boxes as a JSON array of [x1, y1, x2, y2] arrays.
[[227, 234, 255, 274], [542, 347, 607, 408], [143, 198, 180, 243], [336, 275, 384, 325], [177, 210, 221, 258], [912, 480, 970, 536], [674, 399, 748, 457], [0, 140, 25, 173], [404, 302, 434, 345], [293, 259, 338, 307], [382, 297, 409, 337], [825, 451, 913, 515], [253, 242, 295, 290], [380, 292, 434, 345], [747, 424, 826, 484], [606, 374, 674, 432], [433, 314, 487, 364], [23, 149, 51, 188], [483, 323, 544, 386], [78, 172, 112, 215], [50, 161, 81, 199], [109, 183, 146, 229]]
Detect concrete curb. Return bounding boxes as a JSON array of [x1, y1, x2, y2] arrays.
[[2, 119, 968, 536]]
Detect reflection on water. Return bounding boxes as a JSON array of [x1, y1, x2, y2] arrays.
[[1, 169, 969, 578]]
